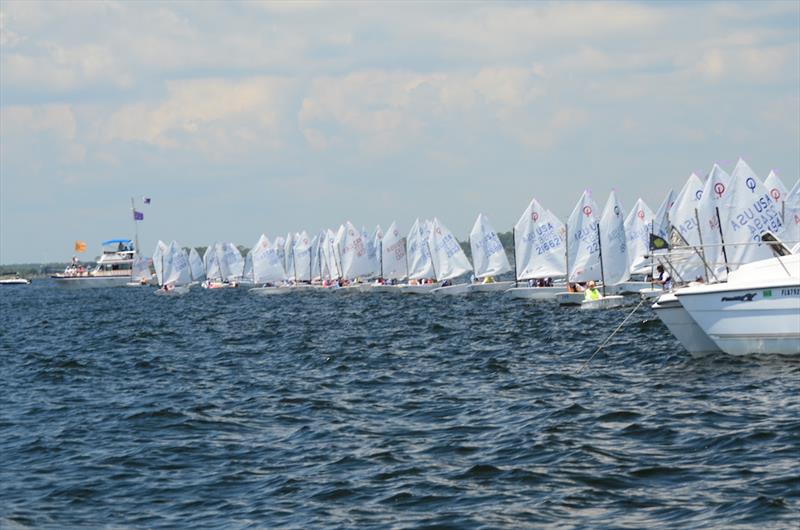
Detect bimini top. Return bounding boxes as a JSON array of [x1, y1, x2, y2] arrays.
[[101, 239, 132, 245]]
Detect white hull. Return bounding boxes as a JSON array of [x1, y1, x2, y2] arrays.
[[609, 281, 656, 295], [652, 293, 721, 355], [249, 286, 294, 295], [506, 286, 563, 299], [580, 295, 625, 310], [397, 284, 438, 294], [0, 279, 30, 285], [154, 285, 191, 296], [639, 287, 664, 300], [675, 280, 800, 356], [556, 292, 585, 306], [369, 284, 402, 293], [431, 283, 471, 296], [52, 275, 131, 288], [469, 281, 515, 293]]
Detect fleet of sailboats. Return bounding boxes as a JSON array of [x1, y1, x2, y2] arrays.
[[77, 157, 797, 355]]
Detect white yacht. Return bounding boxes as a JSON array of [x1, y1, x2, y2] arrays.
[[673, 254, 800, 356], [52, 239, 136, 288], [0, 273, 31, 285]]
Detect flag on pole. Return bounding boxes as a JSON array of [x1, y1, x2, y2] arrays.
[[74, 241, 87, 252], [143, 197, 151, 204], [133, 210, 144, 221], [649, 233, 670, 251]]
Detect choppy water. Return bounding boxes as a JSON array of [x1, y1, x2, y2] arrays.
[[1, 282, 798, 529]]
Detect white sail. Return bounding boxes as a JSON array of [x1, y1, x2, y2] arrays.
[[274, 236, 286, 273], [624, 198, 654, 274], [363, 225, 380, 277], [429, 217, 472, 281], [323, 228, 340, 279], [381, 221, 408, 280], [163, 241, 192, 287], [132, 254, 152, 282], [783, 179, 800, 246], [372, 225, 384, 257], [293, 231, 312, 282], [696, 163, 731, 279], [567, 190, 601, 282], [599, 191, 629, 285], [203, 243, 222, 281], [188, 248, 205, 281], [338, 221, 374, 280], [469, 213, 511, 279], [153, 240, 168, 285], [407, 218, 435, 280], [668, 173, 706, 282], [242, 251, 253, 282], [283, 233, 295, 280], [220, 242, 244, 281], [251, 234, 287, 284], [718, 158, 784, 269], [652, 189, 675, 241], [311, 231, 325, 280], [764, 170, 789, 205], [514, 198, 567, 280]]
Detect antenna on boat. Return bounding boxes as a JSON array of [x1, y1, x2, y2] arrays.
[[715, 206, 730, 275], [693, 208, 710, 283]]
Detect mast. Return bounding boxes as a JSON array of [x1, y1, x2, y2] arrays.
[[564, 224, 570, 287], [426, 240, 438, 282], [715, 206, 730, 275], [512, 227, 518, 287], [130, 197, 140, 257], [291, 247, 298, 284], [596, 223, 606, 297], [379, 240, 384, 280]]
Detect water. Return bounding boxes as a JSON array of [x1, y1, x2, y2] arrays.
[[1, 282, 798, 528]]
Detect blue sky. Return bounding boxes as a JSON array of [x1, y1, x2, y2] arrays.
[[1, 1, 798, 263]]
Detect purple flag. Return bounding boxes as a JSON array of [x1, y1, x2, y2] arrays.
[[133, 210, 144, 221], [143, 197, 151, 204]]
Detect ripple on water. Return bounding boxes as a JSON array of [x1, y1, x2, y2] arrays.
[[0, 282, 798, 528]]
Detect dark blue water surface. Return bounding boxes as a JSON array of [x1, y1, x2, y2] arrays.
[[1, 282, 798, 529]]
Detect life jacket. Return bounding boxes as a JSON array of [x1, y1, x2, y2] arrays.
[[585, 288, 600, 301]]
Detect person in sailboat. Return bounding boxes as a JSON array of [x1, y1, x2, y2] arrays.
[[584, 280, 601, 301], [653, 264, 672, 291], [482, 276, 495, 284]]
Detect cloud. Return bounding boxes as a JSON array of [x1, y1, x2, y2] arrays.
[[104, 76, 294, 152]]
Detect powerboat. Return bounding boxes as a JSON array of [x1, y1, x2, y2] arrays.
[[0, 273, 31, 285], [52, 239, 136, 288], [651, 291, 722, 355], [674, 254, 800, 356]]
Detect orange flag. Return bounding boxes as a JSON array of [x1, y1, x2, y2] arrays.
[[74, 241, 87, 252]]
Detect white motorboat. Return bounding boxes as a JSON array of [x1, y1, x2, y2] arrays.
[[674, 255, 800, 356], [506, 285, 563, 299], [580, 295, 625, 310], [52, 239, 136, 288], [652, 292, 722, 355], [0, 273, 31, 285]]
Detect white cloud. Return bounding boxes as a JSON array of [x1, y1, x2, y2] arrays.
[[104, 76, 294, 152]]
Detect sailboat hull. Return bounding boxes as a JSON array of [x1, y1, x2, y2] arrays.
[[506, 286, 563, 299], [397, 284, 438, 294], [580, 295, 625, 310], [431, 283, 471, 296], [469, 281, 515, 293]]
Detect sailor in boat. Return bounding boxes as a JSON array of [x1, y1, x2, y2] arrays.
[[653, 265, 672, 291], [584, 280, 601, 301]]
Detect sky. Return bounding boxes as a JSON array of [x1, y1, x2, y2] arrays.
[[1, 1, 798, 263]]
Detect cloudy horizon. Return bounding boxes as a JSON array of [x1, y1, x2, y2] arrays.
[[1, 1, 798, 263]]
